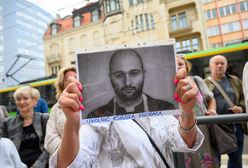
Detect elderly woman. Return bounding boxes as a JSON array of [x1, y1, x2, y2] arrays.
[[44, 66, 77, 155], [1, 86, 49, 168], [176, 55, 219, 168]]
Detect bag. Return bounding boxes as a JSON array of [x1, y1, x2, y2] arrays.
[[208, 124, 238, 154]]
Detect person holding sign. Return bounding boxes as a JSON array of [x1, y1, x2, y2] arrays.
[[88, 49, 175, 117], [49, 68, 204, 168]]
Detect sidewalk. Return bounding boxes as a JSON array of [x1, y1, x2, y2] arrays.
[[221, 136, 248, 167], [221, 154, 248, 168]]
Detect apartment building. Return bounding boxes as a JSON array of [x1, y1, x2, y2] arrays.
[[202, 0, 248, 48], [166, 0, 208, 53], [44, 0, 207, 76]]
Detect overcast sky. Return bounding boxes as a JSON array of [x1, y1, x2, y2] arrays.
[[28, 0, 98, 17]]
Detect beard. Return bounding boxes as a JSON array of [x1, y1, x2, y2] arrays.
[[114, 84, 143, 102]]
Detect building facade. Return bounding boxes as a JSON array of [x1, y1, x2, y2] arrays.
[[44, 0, 207, 76], [0, 0, 53, 88], [202, 0, 248, 48]]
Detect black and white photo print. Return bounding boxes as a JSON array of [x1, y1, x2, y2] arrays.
[[76, 44, 180, 124]]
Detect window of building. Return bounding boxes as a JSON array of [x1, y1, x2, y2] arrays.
[[170, 12, 188, 31], [51, 64, 60, 75], [207, 26, 220, 36], [192, 37, 199, 50], [182, 39, 191, 51], [221, 21, 241, 34], [219, 4, 237, 17], [105, 0, 120, 13], [210, 43, 222, 48], [175, 42, 181, 51], [92, 10, 99, 22], [133, 13, 155, 33], [176, 37, 200, 52], [224, 39, 242, 46], [205, 9, 217, 20], [178, 12, 187, 29], [150, 15, 155, 29], [171, 15, 177, 31], [129, 0, 144, 6], [139, 14, 144, 31], [240, 1, 248, 12], [73, 15, 81, 27], [51, 24, 58, 35], [243, 19, 248, 29]]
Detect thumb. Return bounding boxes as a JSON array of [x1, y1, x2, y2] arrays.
[[174, 69, 187, 84]]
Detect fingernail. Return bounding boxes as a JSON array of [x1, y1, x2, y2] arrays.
[[176, 97, 181, 103], [174, 79, 179, 85], [79, 96, 83, 102], [174, 93, 179, 100], [80, 105, 85, 111], [78, 84, 83, 92]]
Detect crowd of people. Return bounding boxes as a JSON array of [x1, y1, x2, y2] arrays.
[[0, 52, 247, 168]]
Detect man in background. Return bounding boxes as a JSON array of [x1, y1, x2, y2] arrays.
[[205, 55, 247, 168]]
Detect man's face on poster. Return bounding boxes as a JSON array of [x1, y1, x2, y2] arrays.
[[110, 50, 145, 102]]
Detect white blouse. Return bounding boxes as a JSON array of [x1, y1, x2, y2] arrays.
[[0, 138, 27, 168], [50, 115, 204, 168]]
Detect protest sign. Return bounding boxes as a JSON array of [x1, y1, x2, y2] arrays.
[[76, 43, 180, 124]]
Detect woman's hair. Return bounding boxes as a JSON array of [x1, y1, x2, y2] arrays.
[[177, 54, 192, 75], [55, 66, 76, 99], [14, 86, 40, 101]]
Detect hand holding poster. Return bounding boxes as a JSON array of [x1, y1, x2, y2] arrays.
[[76, 43, 180, 124], [55, 43, 202, 168]]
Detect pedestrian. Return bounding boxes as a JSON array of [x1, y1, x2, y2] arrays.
[[1, 86, 49, 168], [205, 55, 248, 168]]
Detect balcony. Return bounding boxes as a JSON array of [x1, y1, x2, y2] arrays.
[[47, 54, 61, 64], [169, 20, 193, 34]]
